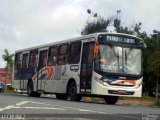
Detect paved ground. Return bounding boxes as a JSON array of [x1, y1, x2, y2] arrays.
[[0, 93, 160, 120]]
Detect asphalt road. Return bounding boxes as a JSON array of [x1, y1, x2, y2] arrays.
[[0, 93, 160, 120]]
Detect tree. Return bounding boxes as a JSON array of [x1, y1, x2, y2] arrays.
[[81, 9, 113, 35], [113, 10, 148, 38], [81, 9, 148, 38], [147, 51, 160, 74], [145, 34, 160, 99], [2, 49, 14, 91]]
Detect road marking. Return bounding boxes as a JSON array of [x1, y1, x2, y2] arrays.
[[0, 108, 5, 112], [26, 101, 58, 107], [28, 101, 100, 113], [23, 107, 66, 110], [0, 105, 15, 112], [0, 101, 66, 112], [0, 100, 108, 114], [97, 112, 107, 114], [0, 101, 29, 112], [113, 114, 141, 120], [77, 109, 95, 112], [27, 101, 107, 114], [16, 101, 28, 106]]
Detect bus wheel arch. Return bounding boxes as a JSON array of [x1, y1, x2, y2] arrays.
[[27, 79, 41, 97], [67, 78, 82, 101]]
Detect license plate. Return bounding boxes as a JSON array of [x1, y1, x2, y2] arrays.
[[118, 90, 126, 94]]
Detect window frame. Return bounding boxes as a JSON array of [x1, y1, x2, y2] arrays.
[[28, 49, 38, 68], [38, 50, 48, 68], [68, 41, 81, 64], [47, 46, 59, 66], [14, 52, 22, 69], [21, 53, 29, 69], [57, 44, 69, 65]]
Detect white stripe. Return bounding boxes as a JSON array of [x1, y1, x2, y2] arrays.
[[24, 107, 66, 110], [0, 105, 14, 112], [16, 101, 28, 106], [0, 101, 28, 112], [78, 109, 95, 112]]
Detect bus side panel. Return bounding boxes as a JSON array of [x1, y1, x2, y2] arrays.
[[44, 64, 80, 94], [44, 66, 62, 93]]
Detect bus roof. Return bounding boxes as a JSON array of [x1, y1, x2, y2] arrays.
[[15, 32, 144, 53]]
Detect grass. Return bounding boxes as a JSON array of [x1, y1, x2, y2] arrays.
[[5, 85, 17, 93], [155, 100, 160, 106], [121, 96, 160, 106], [82, 96, 160, 107], [82, 97, 105, 103], [119, 96, 156, 101]]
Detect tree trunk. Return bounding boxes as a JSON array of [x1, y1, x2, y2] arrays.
[[5, 63, 8, 93]]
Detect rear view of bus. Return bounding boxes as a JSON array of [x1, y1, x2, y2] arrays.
[[92, 33, 146, 104]]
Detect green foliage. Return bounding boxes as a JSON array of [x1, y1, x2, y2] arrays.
[[147, 51, 160, 74], [81, 16, 112, 35], [155, 100, 160, 106], [6, 85, 17, 93], [2, 49, 14, 69]]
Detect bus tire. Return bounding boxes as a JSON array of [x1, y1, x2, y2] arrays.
[[68, 82, 82, 101], [104, 96, 119, 104], [55, 93, 68, 100], [27, 81, 34, 97]]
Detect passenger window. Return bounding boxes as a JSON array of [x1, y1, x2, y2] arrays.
[[15, 53, 21, 69], [58, 44, 68, 65], [39, 50, 48, 68], [29, 50, 38, 68], [22, 53, 29, 69], [48, 46, 58, 66], [69, 41, 81, 64]]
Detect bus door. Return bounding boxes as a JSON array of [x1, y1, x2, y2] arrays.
[[80, 42, 94, 93], [21, 52, 29, 90], [37, 49, 48, 91]]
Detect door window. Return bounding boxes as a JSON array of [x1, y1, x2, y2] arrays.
[[39, 50, 48, 68]]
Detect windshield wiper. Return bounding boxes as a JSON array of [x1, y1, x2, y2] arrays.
[[124, 48, 133, 66], [109, 43, 120, 69]]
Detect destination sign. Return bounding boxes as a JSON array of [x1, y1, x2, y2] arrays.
[[98, 34, 143, 46], [106, 36, 136, 44]]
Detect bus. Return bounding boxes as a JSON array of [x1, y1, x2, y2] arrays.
[[12, 32, 146, 104]]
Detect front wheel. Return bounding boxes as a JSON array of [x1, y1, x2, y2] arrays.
[[104, 96, 119, 104], [27, 81, 34, 97], [68, 82, 82, 101], [27, 81, 41, 97]]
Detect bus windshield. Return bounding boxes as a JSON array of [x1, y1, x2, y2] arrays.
[[94, 44, 142, 75]]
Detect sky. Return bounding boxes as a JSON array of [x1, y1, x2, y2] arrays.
[[0, 0, 160, 67]]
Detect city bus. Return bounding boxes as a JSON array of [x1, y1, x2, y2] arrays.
[[12, 32, 146, 104]]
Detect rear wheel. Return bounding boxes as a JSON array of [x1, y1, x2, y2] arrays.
[[68, 82, 82, 101], [55, 93, 68, 100], [104, 96, 119, 104]]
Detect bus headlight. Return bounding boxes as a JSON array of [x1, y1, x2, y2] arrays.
[[103, 82, 108, 86], [136, 82, 142, 88]]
